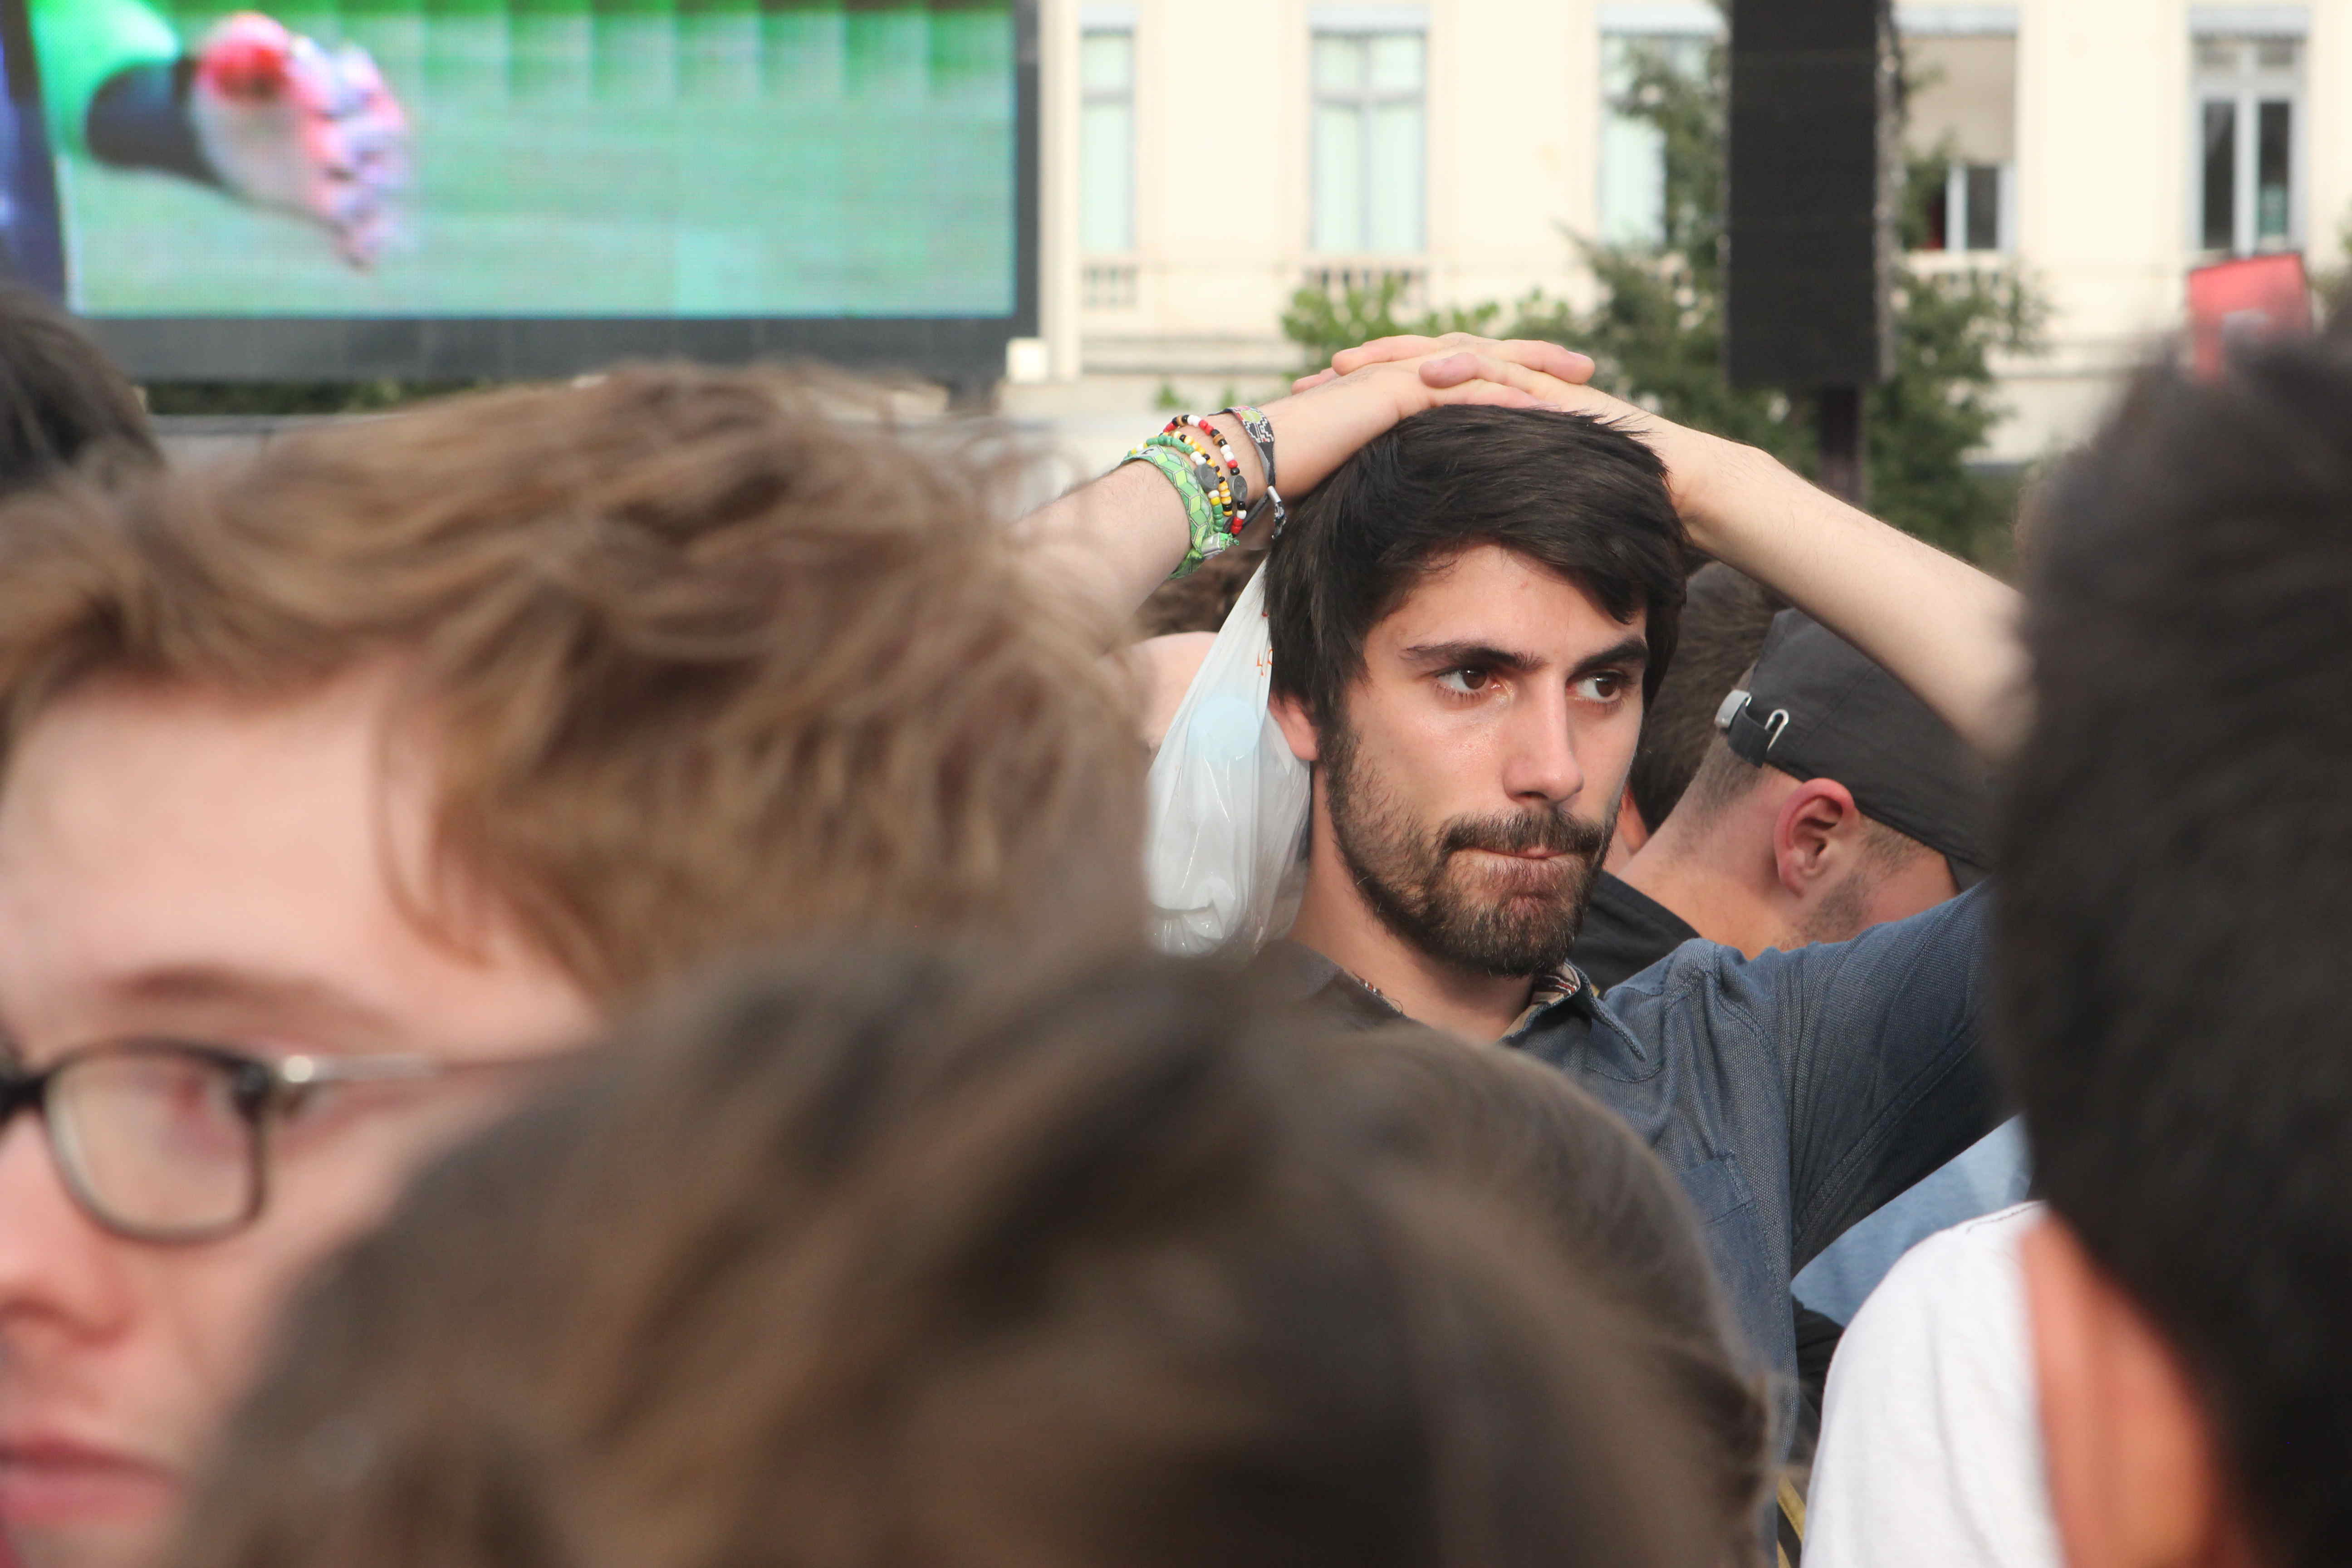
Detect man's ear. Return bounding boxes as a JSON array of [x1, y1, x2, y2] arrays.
[[1605, 783, 1651, 872], [2022, 1214, 2244, 1568], [1770, 776, 1860, 897], [1269, 690, 1321, 766]]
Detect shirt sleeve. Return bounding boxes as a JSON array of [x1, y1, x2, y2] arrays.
[[1748, 884, 2001, 1268], [30, 0, 183, 155], [1804, 1204, 2061, 1568]]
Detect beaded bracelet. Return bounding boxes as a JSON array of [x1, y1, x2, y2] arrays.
[[1151, 425, 1234, 523], [1120, 441, 1232, 578], [1145, 431, 1240, 537], [1221, 404, 1287, 537], [1168, 414, 1253, 521]]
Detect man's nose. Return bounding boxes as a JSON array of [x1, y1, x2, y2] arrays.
[[0, 1112, 132, 1343], [1498, 685, 1586, 805]]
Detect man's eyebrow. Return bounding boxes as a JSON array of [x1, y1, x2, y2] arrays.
[[1571, 636, 1651, 681], [1396, 636, 1651, 679], [98, 964, 407, 1050], [1398, 641, 1544, 673]]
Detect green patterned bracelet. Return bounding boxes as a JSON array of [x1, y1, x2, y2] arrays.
[[1122, 442, 1234, 579]]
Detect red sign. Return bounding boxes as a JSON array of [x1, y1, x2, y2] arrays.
[[2187, 254, 2313, 378]]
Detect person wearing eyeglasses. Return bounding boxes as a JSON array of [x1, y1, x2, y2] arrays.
[[0, 348, 1569, 1568], [0, 364, 1165, 1568]]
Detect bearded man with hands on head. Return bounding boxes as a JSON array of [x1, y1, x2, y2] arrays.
[[1043, 333, 2028, 1441]]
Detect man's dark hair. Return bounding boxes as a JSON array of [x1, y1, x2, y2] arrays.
[[1626, 563, 1781, 828], [1266, 406, 1688, 727], [1997, 333, 2352, 1568], [171, 952, 1736, 1568], [0, 285, 156, 485], [1135, 542, 1265, 636]]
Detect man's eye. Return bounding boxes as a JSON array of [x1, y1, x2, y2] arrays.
[[1437, 667, 1494, 696], [1575, 672, 1629, 703]]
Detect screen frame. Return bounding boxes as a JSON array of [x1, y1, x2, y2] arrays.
[[79, 0, 1040, 388]]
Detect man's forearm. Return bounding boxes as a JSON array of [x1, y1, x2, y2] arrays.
[[1676, 439, 2029, 764], [1017, 460, 1195, 637], [1394, 341, 2029, 763], [1015, 352, 1574, 639]]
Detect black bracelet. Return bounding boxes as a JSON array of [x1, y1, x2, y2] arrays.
[[1222, 405, 1286, 537]]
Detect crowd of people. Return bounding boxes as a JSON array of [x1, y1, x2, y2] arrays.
[[0, 274, 2343, 1568]]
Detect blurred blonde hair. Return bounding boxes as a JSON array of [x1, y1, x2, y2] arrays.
[[0, 365, 1142, 995]]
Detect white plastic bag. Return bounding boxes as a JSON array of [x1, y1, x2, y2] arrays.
[[1145, 563, 1313, 956]]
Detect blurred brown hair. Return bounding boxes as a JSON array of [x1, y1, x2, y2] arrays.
[[172, 952, 1740, 1568], [0, 366, 1141, 995], [1302, 1028, 1771, 1553], [1133, 543, 1264, 636]]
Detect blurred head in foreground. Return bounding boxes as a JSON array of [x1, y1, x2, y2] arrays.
[[1999, 328, 2352, 1568], [167, 953, 1761, 1568], [0, 367, 1139, 1568]]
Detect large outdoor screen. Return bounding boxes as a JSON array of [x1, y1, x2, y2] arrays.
[[6, 0, 1033, 379]]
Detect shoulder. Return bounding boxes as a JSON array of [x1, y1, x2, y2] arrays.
[[1805, 1202, 2057, 1568], [1835, 1200, 2043, 1384]]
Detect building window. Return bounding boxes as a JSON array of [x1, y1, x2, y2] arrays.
[[1598, 30, 1712, 247], [1312, 29, 1426, 253], [1079, 28, 1135, 255], [1905, 28, 2016, 254], [2194, 34, 2303, 256], [1919, 162, 2010, 253]]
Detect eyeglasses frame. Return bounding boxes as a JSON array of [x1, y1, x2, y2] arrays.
[[0, 1039, 538, 1246]]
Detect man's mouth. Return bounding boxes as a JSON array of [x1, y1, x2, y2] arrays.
[[0, 1437, 176, 1525]]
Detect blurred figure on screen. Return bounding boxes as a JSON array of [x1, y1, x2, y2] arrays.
[[6, 0, 406, 288]]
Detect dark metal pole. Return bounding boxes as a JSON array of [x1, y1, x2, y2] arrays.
[[1816, 385, 1867, 505]]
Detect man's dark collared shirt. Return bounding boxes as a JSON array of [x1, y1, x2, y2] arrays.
[[1251, 887, 1997, 1397], [1573, 870, 1704, 992]]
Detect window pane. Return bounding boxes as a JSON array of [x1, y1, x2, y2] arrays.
[[2202, 99, 2237, 251], [2257, 39, 2298, 71], [1600, 33, 1707, 249], [1365, 99, 1425, 250], [1965, 164, 2001, 251], [1314, 34, 1366, 94], [1367, 32, 1423, 93], [2257, 99, 2292, 243], [1600, 108, 1668, 245], [1313, 103, 1365, 250], [1079, 101, 1133, 253], [1079, 30, 1131, 94]]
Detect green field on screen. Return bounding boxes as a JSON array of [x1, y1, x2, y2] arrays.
[[64, 2, 1016, 318]]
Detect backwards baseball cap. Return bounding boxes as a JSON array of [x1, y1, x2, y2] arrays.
[[1713, 611, 1994, 888]]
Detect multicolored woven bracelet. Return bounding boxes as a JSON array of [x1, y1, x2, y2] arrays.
[[1121, 441, 1233, 578]]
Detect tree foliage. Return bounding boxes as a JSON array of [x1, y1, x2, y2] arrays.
[[1283, 34, 2049, 563]]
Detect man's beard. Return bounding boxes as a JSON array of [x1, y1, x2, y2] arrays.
[[1321, 716, 1613, 979]]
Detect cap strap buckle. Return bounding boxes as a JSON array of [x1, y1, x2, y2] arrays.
[[1715, 690, 1790, 762]]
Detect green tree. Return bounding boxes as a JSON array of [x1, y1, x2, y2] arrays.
[[2318, 211, 2352, 326], [1282, 33, 2048, 563]]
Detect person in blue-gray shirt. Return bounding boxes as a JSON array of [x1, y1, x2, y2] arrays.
[[1046, 334, 2027, 1437]]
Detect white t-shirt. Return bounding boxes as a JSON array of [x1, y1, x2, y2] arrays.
[[1803, 1202, 2061, 1568]]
